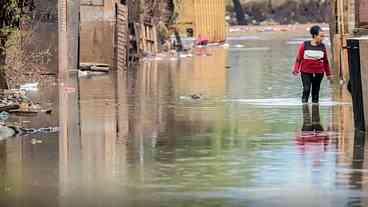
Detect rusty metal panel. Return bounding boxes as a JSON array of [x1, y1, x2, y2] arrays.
[[117, 3, 128, 70], [357, 0, 368, 28]]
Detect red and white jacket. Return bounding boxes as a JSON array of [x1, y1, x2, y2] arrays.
[[293, 41, 331, 76]]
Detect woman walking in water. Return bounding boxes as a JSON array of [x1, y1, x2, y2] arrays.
[[292, 25, 332, 104]]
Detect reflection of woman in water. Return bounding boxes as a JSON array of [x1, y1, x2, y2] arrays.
[[295, 105, 330, 177], [292, 25, 332, 104], [295, 104, 329, 147]]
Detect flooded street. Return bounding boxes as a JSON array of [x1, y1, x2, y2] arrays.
[[1, 32, 365, 207]]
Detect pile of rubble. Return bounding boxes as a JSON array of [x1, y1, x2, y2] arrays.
[[0, 89, 57, 140], [0, 89, 51, 115]]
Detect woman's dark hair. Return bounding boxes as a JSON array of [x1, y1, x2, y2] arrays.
[[310, 25, 322, 38]]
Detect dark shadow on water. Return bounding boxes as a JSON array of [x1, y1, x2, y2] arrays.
[[346, 131, 367, 207]]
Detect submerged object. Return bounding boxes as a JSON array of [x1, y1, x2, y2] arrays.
[[179, 94, 203, 101], [0, 126, 17, 140], [0, 105, 20, 112], [79, 63, 110, 72], [190, 94, 202, 100]]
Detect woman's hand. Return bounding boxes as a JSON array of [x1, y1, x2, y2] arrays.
[[292, 71, 299, 76], [326, 76, 334, 84]]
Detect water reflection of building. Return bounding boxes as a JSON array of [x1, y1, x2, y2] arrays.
[[331, 87, 354, 164], [58, 48, 227, 193], [58, 70, 132, 205], [334, 131, 368, 206], [0, 85, 59, 207], [331, 88, 368, 206]]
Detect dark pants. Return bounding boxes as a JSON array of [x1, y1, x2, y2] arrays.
[[301, 72, 324, 103]]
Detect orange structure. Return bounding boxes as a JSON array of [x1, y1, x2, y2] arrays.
[[176, 0, 227, 43]]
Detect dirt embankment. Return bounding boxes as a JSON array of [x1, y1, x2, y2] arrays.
[[4, 0, 58, 89], [227, 0, 331, 25]]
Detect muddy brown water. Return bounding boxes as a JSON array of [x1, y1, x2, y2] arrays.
[[0, 32, 365, 207]]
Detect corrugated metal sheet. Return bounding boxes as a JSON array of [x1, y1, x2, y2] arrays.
[[117, 4, 128, 70], [194, 0, 226, 42], [176, 0, 226, 42]]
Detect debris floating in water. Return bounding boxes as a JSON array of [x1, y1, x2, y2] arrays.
[[20, 83, 38, 91], [80, 63, 110, 72], [0, 111, 9, 121], [31, 138, 43, 145], [179, 94, 203, 101]]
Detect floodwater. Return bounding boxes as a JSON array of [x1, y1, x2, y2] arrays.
[[1, 31, 366, 207]]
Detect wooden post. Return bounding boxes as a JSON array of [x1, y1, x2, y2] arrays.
[[58, 0, 68, 79], [116, 3, 129, 70], [152, 25, 158, 54], [347, 37, 368, 131], [338, 0, 345, 81]]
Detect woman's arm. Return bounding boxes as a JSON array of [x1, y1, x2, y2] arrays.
[[293, 43, 304, 75], [323, 48, 331, 76]]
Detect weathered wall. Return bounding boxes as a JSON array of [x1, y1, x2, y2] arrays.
[[80, 0, 118, 66], [81, 0, 117, 21], [33, 0, 58, 21]]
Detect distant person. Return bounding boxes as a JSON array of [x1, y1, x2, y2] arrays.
[[195, 34, 209, 46], [292, 25, 332, 104]]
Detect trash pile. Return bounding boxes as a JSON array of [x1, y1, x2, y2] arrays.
[[0, 89, 56, 140], [0, 89, 52, 115], [0, 125, 59, 140]]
